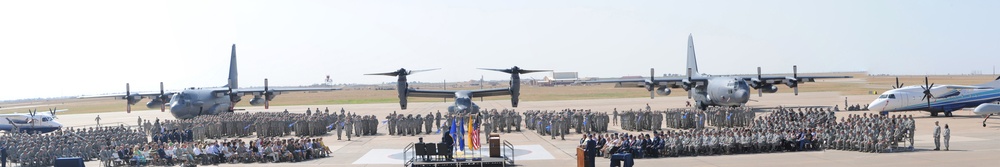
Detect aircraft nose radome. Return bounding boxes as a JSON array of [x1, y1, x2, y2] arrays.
[[868, 100, 884, 111]]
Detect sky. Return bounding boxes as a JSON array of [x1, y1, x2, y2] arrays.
[[1, 0, 999, 100]]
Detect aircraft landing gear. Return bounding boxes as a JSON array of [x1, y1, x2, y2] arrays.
[[985, 114, 993, 127], [945, 112, 953, 117], [930, 111, 939, 117]]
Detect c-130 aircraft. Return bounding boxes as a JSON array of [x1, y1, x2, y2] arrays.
[[81, 45, 339, 119], [587, 34, 852, 110], [367, 67, 549, 114]]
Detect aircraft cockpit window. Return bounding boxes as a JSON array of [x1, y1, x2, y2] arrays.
[[878, 95, 888, 99], [888, 94, 896, 99]]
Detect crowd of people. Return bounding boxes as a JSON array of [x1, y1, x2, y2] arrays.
[[97, 137, 330, 166], [522, 109, 610, 140], [385, 111, 441, 137], [151, 108, 380, 141], [578, 106, 915, 160], [2, 126, 147, 167]]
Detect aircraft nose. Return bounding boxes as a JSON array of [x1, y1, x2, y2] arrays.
[[868, 100, 885, 111]]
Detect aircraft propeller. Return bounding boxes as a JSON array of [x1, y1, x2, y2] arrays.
[[158, 82, 167, 112], [478, 66, 551, 108], [48, 107, 58, 119], [125, 83, 132, 113], [227, 79, 240, 112], [646, 68, 656, 99], [792, 65, 799, 95], [891, 77, 904, 89], [757, 67, 763, 97], [365, 68, 440, 77], [920, 76, 935, 109], [264, 78, 272, 109], [5, 118, 17, 130], [684, 68, 693, 99]]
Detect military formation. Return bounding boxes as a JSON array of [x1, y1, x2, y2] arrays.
[[154, 108, 379, 142], [522, 109, 610, 140], [482, 109, 522, 134], [385, 111, 442, 137], [824, 113, 914, 153], [2, 126, 147, 167], [588, 107, 916, 160]]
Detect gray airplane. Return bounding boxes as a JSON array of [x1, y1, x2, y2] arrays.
[[81, 45, 339, 119], [587, 34, 852, 110], [366, 67, 549, 114]]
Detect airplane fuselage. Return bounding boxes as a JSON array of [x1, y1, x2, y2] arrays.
[[869, 86, 1000, 115], [692, 77, 751, 107], [168, 89, 231, 119], [0, 114, 62, 133], [448, 91, 480, 114]]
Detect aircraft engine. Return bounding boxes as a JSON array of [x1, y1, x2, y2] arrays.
[[656, 86, 671, 96], [249, 96, 265, 106], [761, 85, 779, 93], [146, 97, 166, 108]]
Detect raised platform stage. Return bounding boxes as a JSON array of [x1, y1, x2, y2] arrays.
[[410, 157, 510, 167]]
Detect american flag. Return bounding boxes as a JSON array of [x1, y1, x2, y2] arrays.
[[471, 116, 481, 150]]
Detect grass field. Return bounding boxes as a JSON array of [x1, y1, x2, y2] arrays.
[[2, 72, 997, 115]]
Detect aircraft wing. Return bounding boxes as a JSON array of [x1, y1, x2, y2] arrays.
[[941, 85, 993, 90], [582, 76, 711, 87], [235, 87, 341, 94], [407, 89, 461, 98], [407, 88, 512, 98], [747, 75, 852, 84], [470, 88, 512, 97], [77, 92, 174, 99]]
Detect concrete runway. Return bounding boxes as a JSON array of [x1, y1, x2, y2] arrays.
[[55, 92, 1000, 167]]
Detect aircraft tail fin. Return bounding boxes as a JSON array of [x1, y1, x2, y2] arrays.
[[227, 44, 238, 88], [686, 34, 701, 77]]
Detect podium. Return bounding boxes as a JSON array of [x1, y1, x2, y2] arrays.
[[489, 134, 501, 157], [55, 157, 85, 167], [576, 147, 586, 167]]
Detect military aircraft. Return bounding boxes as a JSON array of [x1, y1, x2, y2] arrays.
[[586, 34, 852, 110], [81, 45, 339, 119], [869, 76, 1000, 118], [0, 108, 65, 133], [366, 67, 549, 114], [974, 103, 1000, 127]]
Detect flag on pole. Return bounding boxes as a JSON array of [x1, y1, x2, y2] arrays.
[[466, 116, 473, 150], [472, 116, 481, 150], [457, 118, 465, 151], [450, 119, 457, 146], [244, 124, 252, 130]]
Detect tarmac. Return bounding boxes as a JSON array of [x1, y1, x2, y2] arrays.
[[54, 91, 1000, 167]]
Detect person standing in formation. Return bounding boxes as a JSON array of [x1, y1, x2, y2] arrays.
[[933, 121, 941, 151], [944, 124, 950, 151]]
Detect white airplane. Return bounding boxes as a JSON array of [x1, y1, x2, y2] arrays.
[[868, 76, 1000, 117], [0, 108, 65, 133]]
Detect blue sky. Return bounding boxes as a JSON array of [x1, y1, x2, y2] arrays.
[[1, 0, 998, 100]]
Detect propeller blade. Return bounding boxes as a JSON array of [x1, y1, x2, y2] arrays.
[[518, 69, 553, 74], [687, 68, 693, 99], [126, 83, 131, 113], [793, 65, 799, 96], [649, 68, 655, 99], [407, 68, 441, 75], [477, 68, 511, 73], [363, 72, 402, 76], [264, 78, 270, 109], [757, 67, 763, 97], [160, 82, 166, 112]]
